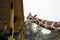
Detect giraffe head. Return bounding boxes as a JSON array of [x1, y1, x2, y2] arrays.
[[25, 12, 37, 24]]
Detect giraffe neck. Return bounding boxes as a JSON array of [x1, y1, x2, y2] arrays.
[[35, 18, 60, 32]]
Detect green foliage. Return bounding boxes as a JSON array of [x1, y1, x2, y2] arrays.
[[42, 32, 60, 40], [24, 23, 60, 40], [34, 25, 43, 37]]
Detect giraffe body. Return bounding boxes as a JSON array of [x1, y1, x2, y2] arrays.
[[25, 13, 60, 33]]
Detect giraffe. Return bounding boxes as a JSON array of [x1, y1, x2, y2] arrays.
[[25, 12, 60, 33]]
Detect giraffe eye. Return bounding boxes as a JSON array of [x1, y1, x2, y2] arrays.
[[30, 18, 32, 20]]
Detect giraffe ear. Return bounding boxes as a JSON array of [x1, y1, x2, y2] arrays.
[[28, 12, 32, 16], [34, 14, 37, 17]]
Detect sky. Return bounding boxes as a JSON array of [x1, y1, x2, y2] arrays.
[[23, 0, 60, 34]]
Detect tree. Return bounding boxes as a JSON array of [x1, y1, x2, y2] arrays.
[[24, 23, 34, 40]]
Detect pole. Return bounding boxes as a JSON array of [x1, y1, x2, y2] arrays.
[[9, 0, 14, 40]]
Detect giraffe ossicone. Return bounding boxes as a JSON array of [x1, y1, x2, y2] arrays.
[[25, 12, 60, 33]]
